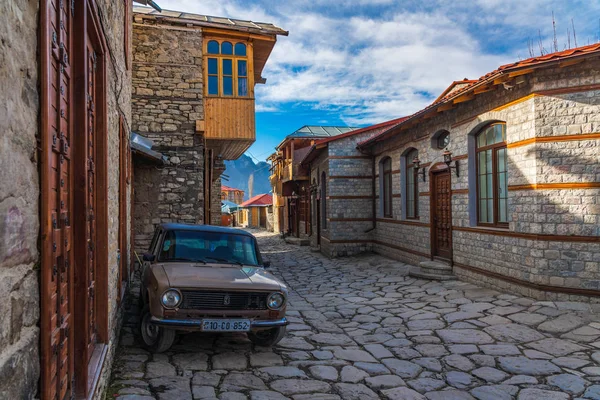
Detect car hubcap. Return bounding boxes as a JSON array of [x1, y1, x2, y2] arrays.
[[141, 313, 159, 344]]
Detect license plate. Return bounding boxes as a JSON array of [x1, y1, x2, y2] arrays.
[[201, 319, 250, 332]]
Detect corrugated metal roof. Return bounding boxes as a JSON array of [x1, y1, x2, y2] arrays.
[[300, 117, 407, 166], [286, 125, 359, 138], [133, 6, 288, 36], [221, 200, 240, 213], [130, 132, 165, 164], [240, 193, 273, 207]]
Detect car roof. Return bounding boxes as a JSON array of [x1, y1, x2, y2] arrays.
[[158, 223, 255, 237]]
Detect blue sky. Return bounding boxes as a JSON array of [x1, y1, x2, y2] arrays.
[[159, 0, 600, 161]]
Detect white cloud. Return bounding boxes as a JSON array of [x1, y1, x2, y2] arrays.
[[158, 0, 599, 125], [255, 104, 279, 112]]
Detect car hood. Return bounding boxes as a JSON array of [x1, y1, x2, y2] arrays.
[[156, 263, 284, 292]]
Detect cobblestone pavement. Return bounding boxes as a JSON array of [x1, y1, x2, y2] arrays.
[[109, 230, 600, 400]]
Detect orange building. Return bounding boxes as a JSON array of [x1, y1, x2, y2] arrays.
[[221, 185, 245, 204]]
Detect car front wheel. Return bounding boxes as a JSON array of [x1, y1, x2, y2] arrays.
[[248, 326, 286, 347], [140, 305, 176, 353]]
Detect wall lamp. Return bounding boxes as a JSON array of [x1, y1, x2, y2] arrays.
[[443, 149, 460, 177], [412, 156, 427, 182]]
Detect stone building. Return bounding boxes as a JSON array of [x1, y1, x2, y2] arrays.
[[269, 126, 357, 236], [222, 184, 245, 204], [302, 44, 600, 301], [1, 0, 134, 398], [301, 118, 407, 254], [131, 7, 287, 253]]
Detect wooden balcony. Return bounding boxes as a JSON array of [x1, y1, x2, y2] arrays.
[[199, 97, 256, 160]]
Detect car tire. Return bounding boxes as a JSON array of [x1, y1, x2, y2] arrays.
[[140, 305, 176, 353], [248, 326, 287, 347]]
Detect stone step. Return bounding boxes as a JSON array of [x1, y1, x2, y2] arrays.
[[285, 236, 310, 246], [421, 267, 455, 276], [419, 260, 453, 270], [409, 268, 458, 281]]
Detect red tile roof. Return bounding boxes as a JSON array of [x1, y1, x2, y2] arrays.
[[359, 43, 600, 147], [240, 193, 272, 207], [221, 185, 244, 192]]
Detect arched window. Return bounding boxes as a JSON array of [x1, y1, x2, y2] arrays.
[[207, 40, 219, 54], [205, 39, 249, 97], [235, 42, 247, 56], [321, 172, 327, 229], [221, 41, 233, 55], [476, 123, 508, 227], [405, 149, 419, 219], [380, 157, 393, 217]]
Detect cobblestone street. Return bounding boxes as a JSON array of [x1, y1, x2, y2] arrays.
[[109, 230, 600, 400]]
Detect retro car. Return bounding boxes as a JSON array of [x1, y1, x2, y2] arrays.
[[139, 223, 288, 352]]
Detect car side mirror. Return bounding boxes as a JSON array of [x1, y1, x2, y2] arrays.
[[143, 253, 155, 262], [263, 261, 271, 269]]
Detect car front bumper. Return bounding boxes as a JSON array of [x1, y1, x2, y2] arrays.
[[150, 316, 289, 329]]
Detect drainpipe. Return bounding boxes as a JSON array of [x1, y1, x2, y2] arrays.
[[358, 147, 376, 233]]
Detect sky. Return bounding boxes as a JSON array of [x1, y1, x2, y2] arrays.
[[158, 0, 600, 161]]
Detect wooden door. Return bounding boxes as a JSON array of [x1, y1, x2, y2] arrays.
[[432, 171, 452, 260], [40, 0, 75, 398], [72, 2, 109, 396], [316, 199, 321, 245], [259, 208, 266, 228], [278, 207, 284, 233]]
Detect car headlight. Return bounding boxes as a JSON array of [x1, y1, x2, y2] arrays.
[[161, 289, 182, 308], [267, 292, 285, 310]]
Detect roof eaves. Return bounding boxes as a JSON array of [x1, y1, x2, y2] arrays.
[[132, 6, 288, 37], [358, 45, 600, 148]]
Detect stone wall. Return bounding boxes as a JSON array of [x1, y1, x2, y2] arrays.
[[0, 2, 40, 397], [308, 128, 389, 257], [132, 22, 207, 252]]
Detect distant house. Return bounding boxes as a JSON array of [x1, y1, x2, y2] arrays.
[[221, 200, 241, 226], [268, 126, 358, 237], [222, 185, 245, 204], [240, 193, 273, 229]]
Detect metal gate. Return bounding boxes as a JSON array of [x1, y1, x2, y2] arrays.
[[40, 0, 75, 398]]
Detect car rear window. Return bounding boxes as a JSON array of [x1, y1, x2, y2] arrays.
[[158, 230, 259, 265]]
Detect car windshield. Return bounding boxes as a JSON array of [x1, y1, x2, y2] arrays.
[[158, 230, 259, 265]]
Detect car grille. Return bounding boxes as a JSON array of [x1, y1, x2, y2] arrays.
[[180, 290, 269, 310]]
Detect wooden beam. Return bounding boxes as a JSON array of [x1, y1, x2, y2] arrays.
[[559, 59, 584, 68], [473, 85, 495, 94], [437, 103, 454, 112], [493, 74, 511, 85], [453, 93, 475, 104], [196, 120, 205, 133], [508, 68, 535, 78], [203, 27, 276, 41]]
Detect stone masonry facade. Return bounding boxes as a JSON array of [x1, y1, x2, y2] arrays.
[[308, 59, 600, 302], [132, 21, 222, 253], [0, 2, 41, 397]]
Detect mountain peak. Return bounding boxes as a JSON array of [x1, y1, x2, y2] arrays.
[[223, 154, 271, 201]]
